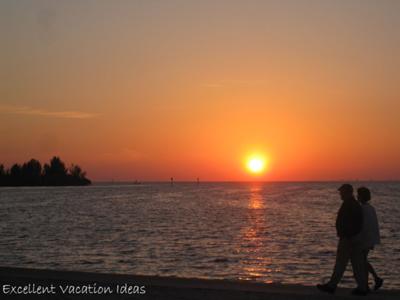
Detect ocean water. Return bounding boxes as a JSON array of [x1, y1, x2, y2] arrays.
[[1, 182, 399, 289]]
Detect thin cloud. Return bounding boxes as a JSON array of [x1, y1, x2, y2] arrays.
[[0, 105, 100, 119], [99, 148, 144, 162], [202, 83, 225, 88], [202, 79, 266, 88]]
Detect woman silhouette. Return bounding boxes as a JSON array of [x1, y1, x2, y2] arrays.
[[357, 187, 383, 291]]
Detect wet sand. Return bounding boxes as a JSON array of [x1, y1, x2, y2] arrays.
[[0, 267, 398, 299]]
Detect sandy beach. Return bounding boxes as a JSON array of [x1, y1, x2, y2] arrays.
[[0, 267, 398, 299]]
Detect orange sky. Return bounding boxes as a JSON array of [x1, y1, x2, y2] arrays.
[[1, 1, 400, 181]]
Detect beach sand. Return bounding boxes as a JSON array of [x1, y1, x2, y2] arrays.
[[0, 267, 398, 299]]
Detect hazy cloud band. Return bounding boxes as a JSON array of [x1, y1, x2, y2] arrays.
[[0, 105, 99, 119]]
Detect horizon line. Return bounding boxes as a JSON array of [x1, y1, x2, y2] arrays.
[[93, 179, 400, 184]]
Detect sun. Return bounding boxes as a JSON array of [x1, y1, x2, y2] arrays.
[[246, 155, 267, 174]]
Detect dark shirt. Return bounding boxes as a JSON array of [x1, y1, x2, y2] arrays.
[[335, 196, 363, 238]]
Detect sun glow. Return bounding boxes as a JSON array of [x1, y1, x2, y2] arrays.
[[246, 155, 267, 174]]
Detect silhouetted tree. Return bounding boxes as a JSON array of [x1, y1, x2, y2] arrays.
[[0, 157, 91, 187], [0, 164, 5, 186], [9, 163, 23, 186], [68, 164, 91, 185], [22, 159, 42, 186], [43, 156, 68, 185], [69, 164, 83, 178]]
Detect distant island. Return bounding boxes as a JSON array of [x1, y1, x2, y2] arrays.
[[0, 156, 91, 186]]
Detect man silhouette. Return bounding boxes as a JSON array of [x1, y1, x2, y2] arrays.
[[317, 184, 368, 295]]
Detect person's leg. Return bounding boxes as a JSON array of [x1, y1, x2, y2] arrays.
[[328, 238, 351, 287], [351, 245, 368, 292], [365, 251, 384, 290], [364, 250, 370, 287], [367, 262, 378, 280]]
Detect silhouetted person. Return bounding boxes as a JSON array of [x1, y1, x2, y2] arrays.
[[317, 184, 367, 295], [357, 187, 383, 291]]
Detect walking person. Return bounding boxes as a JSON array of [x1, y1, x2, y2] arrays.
[[357, 187, 383, 291], [317, 184, 368, 295]]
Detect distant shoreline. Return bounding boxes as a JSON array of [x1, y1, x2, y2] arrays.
[[2, 180, 398, 189]]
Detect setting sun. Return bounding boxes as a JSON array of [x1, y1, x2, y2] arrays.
[[246, 156, 267, 174]]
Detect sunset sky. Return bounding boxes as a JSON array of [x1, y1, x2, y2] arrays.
[[1, 0, 399, 181]]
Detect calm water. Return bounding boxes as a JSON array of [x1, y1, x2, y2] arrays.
[[1, 182, 399, 288]]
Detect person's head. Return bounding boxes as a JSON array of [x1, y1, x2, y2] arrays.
[[338, 184, 354, 201], [357, 187, 371, 203]]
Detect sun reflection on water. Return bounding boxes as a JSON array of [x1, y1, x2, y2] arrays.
[[238, 184, 276, 282]]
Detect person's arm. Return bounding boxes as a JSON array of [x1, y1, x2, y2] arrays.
[[335, 204, 345, 237], [372, 206, 381, 244], [353, 204, 363, 236]]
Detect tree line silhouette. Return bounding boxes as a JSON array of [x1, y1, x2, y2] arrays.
[[0, 157, 91, 186]]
